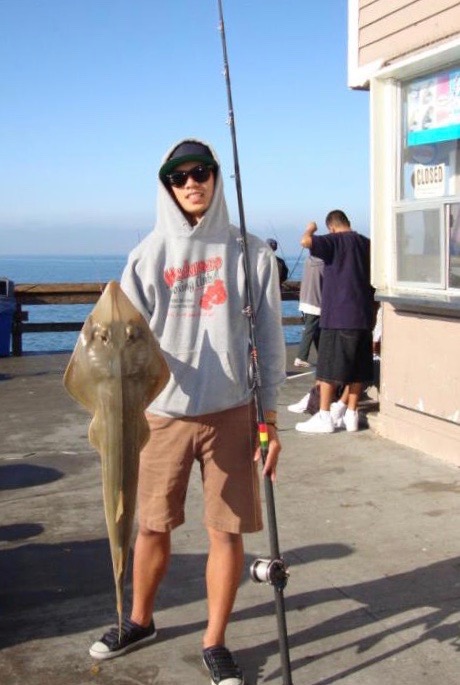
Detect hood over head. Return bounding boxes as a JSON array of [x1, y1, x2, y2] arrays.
[[155, 138, 230, 237]]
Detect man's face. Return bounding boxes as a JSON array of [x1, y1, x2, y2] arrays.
[[169, 161, 215, 223]]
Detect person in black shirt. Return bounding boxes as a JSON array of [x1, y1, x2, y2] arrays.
[[266, 238, 289, 287], [294, 210, 374, 434]]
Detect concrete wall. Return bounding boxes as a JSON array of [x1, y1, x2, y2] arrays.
[[375, 302, 460, 464]]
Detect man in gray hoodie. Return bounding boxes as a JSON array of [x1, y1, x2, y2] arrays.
[[89, 139, 286, 685]]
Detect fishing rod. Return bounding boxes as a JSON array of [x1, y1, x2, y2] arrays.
[[216, 2, 293, 683]]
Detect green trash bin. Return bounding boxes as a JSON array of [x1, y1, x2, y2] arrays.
[[0, 278, 15, 357]]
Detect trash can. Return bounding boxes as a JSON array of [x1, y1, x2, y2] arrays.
[[0, 278, 15, 357]]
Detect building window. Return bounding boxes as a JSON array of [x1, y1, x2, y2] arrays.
[[449, 203, 460, 288], [395, 208, 442, 286], [396, 67, 460, 292]]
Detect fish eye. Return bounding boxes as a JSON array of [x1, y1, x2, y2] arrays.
[[125, 324, 139, 342]]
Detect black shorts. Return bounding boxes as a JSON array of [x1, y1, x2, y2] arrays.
[[316, 328, 373, 385]]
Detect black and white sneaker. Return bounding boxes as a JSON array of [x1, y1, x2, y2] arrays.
[[202, 645, 244, 685], [89, 617, 157, 660]]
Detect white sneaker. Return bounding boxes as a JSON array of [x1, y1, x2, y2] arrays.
[[294, 358, 312, 368], [295, 412, 335, 433], [343, 410, 359, 432], [287, 393, 310, 413], [330, 401, 347, 428]]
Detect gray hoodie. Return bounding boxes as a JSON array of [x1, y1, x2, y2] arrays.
[[299, 255, 324, 315], [121, 139, 286, 417]]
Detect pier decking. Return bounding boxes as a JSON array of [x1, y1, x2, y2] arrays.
[[1, 347, 460, 684]]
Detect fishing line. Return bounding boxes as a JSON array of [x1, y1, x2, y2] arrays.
[[268, 220, 305, 280], [273, 232, 290, 276], [266, 221, 286, 260], [287, 245, 305, 280], [216, 2, 293, 683]]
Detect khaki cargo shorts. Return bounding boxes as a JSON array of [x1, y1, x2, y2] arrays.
[[137, 404, 263, 534]]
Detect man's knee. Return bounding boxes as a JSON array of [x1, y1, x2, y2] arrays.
[[136, 526, 170, 545], [207, 527, 242, 547]]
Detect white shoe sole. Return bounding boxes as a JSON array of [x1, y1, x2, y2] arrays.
[[89, 629, 157, 660], [295, 422, 334, 434]]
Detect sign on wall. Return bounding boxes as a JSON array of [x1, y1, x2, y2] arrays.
[[407, 68, 460, 147], [413, 163, 446, 198]]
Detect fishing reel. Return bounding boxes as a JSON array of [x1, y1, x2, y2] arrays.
[[250, 557, 290, 590]]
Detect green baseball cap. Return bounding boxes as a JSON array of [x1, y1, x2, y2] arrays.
[[159, 141, 217, 180]]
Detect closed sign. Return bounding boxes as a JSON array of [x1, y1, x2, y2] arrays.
[[414, 163, 445, 198]]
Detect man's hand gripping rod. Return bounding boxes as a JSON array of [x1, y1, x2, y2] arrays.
[[216, 2, 293, 682]]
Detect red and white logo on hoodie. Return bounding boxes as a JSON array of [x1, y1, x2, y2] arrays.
[[163, 256, 228, 313], [199, 279, 227, 310]]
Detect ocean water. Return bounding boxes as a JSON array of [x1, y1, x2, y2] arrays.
[[0, 253, 305, 353]]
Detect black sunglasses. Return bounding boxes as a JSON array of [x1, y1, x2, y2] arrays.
[[166, 164, 214, 188]]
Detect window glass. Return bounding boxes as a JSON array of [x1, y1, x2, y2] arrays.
[[396, 209, 442, 284], [401, 69, 460, 200], [448, 204, 460, 288]]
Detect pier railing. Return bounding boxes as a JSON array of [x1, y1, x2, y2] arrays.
[[12, 281, 301, 356]]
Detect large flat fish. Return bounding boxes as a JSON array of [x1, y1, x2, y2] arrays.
[[63, 280, 169, 633]]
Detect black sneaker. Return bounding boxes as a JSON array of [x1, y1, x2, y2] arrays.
[[202, 645, 244, 684], [89, 617, 157, 660]]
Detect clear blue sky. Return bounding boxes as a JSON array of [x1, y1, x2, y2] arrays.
[[0, 0, 370, 257]]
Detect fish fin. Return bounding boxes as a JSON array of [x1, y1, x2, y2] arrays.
[[63, 316, 99, 412], [88, 416, 103, 453]]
